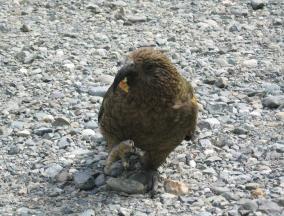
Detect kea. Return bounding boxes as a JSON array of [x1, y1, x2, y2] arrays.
[[98, 48, 198, 191]]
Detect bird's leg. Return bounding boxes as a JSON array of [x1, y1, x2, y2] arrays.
[[128, 149, 173, 195], [120, 156, 129, 170]]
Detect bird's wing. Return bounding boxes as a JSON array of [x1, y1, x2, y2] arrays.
[[98, 84, 113, 124]]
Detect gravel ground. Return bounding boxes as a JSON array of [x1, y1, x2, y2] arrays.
[[0, 0, 284, 215]]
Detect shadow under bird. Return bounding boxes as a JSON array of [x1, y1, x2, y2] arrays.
[[98, 48, 198, 191]]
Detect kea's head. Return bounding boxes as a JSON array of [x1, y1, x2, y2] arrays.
[[113, 48, 180, 94]]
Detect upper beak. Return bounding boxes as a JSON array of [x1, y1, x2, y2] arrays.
[[113, 61, 135, 93]]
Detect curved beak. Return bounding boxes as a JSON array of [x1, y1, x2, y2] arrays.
[[113, 62, 135, 93]]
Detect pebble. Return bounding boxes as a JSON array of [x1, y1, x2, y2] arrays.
[[34, 127, 53, 136], [106, 177, 145, 194], [198, 118, 221, 130], [20, 23, 31, 32], [262, 95, 284, 109], [275, 112, 284, 121], [258, 200, 282, 214], [17, 129, 31, 137], [251, 0, 266, 10], [81, 129, 96, 140], [73, 170, 96, 190], [164, 179, 189, 195], [43, 164, 63, 178], [79, 209, 95, 216], [245, 182, 260, 190], [238, 199, 258, 212], [126, 15, 147, 23], [95, 173, 106, 187], [88, 86, 109, 97], [52, 116, 70, 127], [242, 59, 258, 68], [215, 77, 228, 88]]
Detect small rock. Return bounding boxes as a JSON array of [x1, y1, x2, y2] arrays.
[[211, 186, 230, 195], [198, 118, 220, 130], [276, 197, 284, 207], [18, 187, 28, 196], [251, 188, 265, 198], [232, 127, 248, 135], [15, 51, 36, 64], [275, 112, 284, 121], [242, 59, 258, 68], [58, 137, 71, 149], [178, 196, 198, 204], [215, 77, 228, 88], [56, 170, 70, 182], [81, 129, 97, 140], [20, 23, 31, 32], [16, 207, 33, 216], [238, 199, 258, 212], [245, 182, 260, 190], [88, 86, 109, 97], [222, 192, 240, 201], [79, 209, 95, 216], [8, 146, 20, 155], [84, 121, 98, 130], [17, 129, 31, 137], [86, 3, 102, 13], [251, 0, 265, 10], [42, 115, 54, 123], [126, 15, 147, 23], [258, 200, 282, 214], [0, 127, 4, 135], [95, 173, 105, 187], [97, 74, 114, 85], [43, 164, 63, 178], [52, 116, 70, 127], [164, 179, 189, 195], [73, 170, 96, 190], [106, 177, 145, 194], [262, 95, 284, 109], [34, 127, 53, 136], [104, 160, 124, 177]]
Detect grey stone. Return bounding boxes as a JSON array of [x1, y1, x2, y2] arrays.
[[52, 116, 70, 127], [126, 15, 147, 23], [262, 95, 284, 109], [43, 164, 63, 178], [58, 137, 71, 149], [95, 173, 106, 187], [215, 77, 228, 88], [8, 146, 20, 155], [178, 196, 198, 204], [258, 200, 282, 214], [107, 177, 145, 194], [34, 127, 53, 136], [88, 86, 109, 97], [238, 199, 258, 211], [79, 209, 95, 216], [86, 4, 102, 14], [84, 121, 98, 130], [211, 186, 230, 195], [245, 182, 260, 190], [73, 170, 96, 190], [198, 118, 220, 130], [251, 0, 266, 10], [20, 23, 31, 32], [233, 127, 248, 135]]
